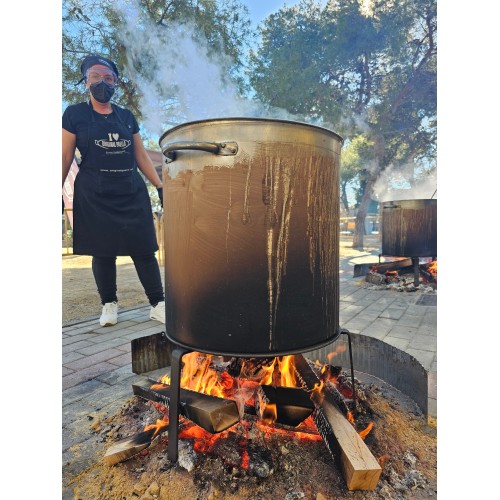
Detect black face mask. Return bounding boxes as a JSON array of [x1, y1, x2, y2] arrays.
[[89, 81, 115, 103]]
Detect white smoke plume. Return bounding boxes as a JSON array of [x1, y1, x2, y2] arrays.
[[113, 0, 308, 140], [372, 161, 437, 202]]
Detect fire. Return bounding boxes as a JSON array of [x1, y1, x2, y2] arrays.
[[161, 352, 226, 398], [258, 398, 278, 425], [428, 260, 437, 277], [143, 418, 169, 439], [358, 422, 373, 440], [155, 352, 370, 452], [326, 345, 347, 365]]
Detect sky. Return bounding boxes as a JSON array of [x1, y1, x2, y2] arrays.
[[244, 0, 304, 26]]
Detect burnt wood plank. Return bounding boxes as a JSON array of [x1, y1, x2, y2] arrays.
[[132, 377, 240, 433], [374, 258, 413, 273], [256, 385, 314, 427], [103, 425, 168, 466], [293, 354, 382, 491]]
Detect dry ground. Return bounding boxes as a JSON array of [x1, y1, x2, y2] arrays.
[[62, 235, 381, 326]]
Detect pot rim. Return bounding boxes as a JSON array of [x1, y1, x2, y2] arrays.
[[159, 116, 344, 145]]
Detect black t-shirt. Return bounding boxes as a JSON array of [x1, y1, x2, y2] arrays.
[[62, 102, 140, 164]]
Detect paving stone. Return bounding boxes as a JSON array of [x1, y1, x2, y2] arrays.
[[91, 319, 139, 334], [405, 348, 436, 371], [360, 318, 396, 338], [408, 336, 437, 352], [76, 337, 133, 355], [95, 364, 140, 386], [62, 379, 103, 407], [62, 362, 119, 391], [62, 339, 95, 355], [62, 351, 85, 364], [116, 341, 132, 352], [84, 326, 139, 343], [428, 371, 437, 399], [62, 366, 75, 377], [383, 336, 410, 351], [385, 325, 418, 340], [62, 332, 100, 346], [397, 314, 424, 328], [64, 348, 126, 371], [123, 327, 165, 341], [379, 307, 405, 320], [108, 352, 132, 368]]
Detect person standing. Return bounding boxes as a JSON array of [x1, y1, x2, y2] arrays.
[[62, 54, 165, 326]]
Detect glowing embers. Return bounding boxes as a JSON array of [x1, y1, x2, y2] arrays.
[[150, 352, 373, 440]]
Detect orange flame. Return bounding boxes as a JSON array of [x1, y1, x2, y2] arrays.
[[179, 422, 225, 453], [358, 422, 373, 440], [326, 345, 347, 365], [161, 352, 226, 398], [143, 418, 169, 439], [276, 356, 298, 387], [428, 260, 437, 276]]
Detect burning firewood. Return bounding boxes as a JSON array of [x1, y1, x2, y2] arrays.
[[255, 385, 314, 427], [102, 421, 168, 466], [293, 354, 382, 491], [132, 377, 240, 433]]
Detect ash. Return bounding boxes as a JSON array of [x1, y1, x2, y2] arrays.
[[73, 374, 437, 500]]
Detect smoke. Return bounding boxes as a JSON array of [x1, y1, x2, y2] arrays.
[[372, 161, 437, 201], [113, 0, 308, 139]]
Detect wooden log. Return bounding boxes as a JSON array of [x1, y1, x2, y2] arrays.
[[256, 385, 314, 427], [132, 377, 240, 433], [374, 258, 412, 273], [293, 354, 382, 491], [103, 425, 168, 466], [131, 331, 173, 374]]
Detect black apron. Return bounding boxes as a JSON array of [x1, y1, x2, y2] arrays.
[[73, 104, 159, 257]]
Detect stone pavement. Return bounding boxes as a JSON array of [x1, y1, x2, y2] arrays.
[[62, 250, 437, 497]]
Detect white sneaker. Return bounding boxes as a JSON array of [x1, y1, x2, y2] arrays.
[[100, 301, 118, 327], [150, 301, 165, 323]]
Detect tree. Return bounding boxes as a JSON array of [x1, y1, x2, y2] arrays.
[[62, 0, 254, 137], [249, 0, 437, 248]]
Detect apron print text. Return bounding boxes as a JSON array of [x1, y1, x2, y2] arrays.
[[95, 132, 131, 150]]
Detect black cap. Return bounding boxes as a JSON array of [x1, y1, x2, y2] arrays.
[[77, 55, 119, 84]]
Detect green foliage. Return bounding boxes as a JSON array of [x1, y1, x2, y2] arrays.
[[62, 0, 253, 131], [249, 0, 437, 210]]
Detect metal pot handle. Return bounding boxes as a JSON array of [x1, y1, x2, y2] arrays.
[[161, 141, 238, 163]]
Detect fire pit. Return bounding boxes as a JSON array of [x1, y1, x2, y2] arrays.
[[91, 118, 437, 497], [77, 359, 436, 499], [380, 199, 437, 287]]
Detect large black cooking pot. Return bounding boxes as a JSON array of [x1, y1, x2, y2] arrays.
[[381, 199, 437, 258], [159, 117, 343, 357]]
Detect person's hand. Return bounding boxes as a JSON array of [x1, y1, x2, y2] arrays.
[[156, 187, 163, 209]]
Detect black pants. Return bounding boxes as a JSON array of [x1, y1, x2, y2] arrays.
[[92, 254, 164, 306]]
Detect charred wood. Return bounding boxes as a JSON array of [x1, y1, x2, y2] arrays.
[[103, 425, 168, 466], [256, 385, 314, 427], [132, 378, 240, 433], [293, 354, 382, 491]]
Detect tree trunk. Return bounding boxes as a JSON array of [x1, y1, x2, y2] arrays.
[[340, 182, 350, 214], [352, 135, 385, 249], [352, 176, 376, 249]]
